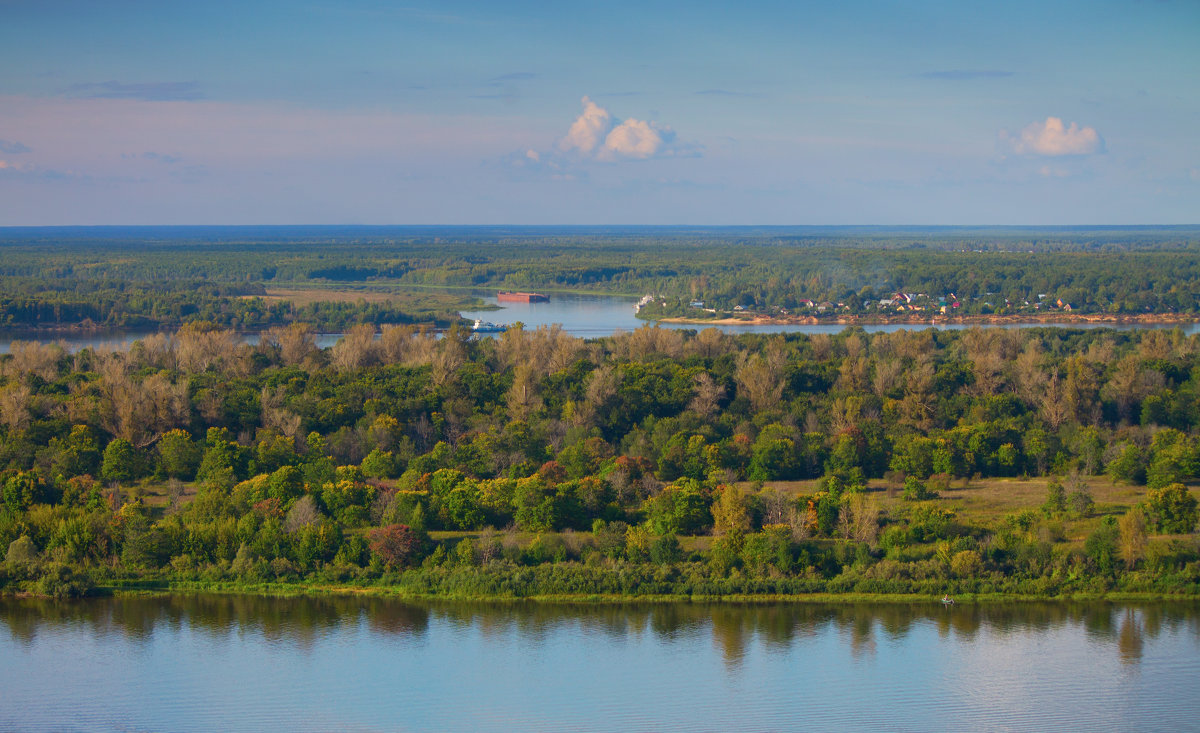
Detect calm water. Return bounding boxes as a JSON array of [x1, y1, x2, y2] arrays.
[[461, 293, 1200, 338], [3, 293, 1199, 353], [1, 595, 1198, 732]]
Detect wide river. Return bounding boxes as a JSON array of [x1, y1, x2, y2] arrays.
[[4, 292, 1197, 354], [1, 595, 1197, 732]]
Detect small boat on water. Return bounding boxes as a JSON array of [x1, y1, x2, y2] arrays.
[[941, 595, 955, 605], [471, 319, 507, 333]]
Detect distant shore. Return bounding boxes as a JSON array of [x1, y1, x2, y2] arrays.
[[655, 312, 1200, 328]]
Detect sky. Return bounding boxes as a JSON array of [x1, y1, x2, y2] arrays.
[[0, 0, 1197, 225]]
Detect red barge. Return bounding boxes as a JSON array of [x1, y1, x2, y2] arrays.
[[497, 291, 550, 303]]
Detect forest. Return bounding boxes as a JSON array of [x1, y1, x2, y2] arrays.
[[1, 321, 1197, 600], [2, 226, 1200, 332]]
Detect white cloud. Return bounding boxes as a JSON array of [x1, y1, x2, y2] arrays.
[[559, 96, 612, 156], [1004, 116, 1103, 156], [556, 96, 693, 162], [600, 118, 672, 160]]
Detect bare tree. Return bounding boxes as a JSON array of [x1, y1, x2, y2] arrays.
[[176, 323, 242, 374], [3, 341, 63, 382], [285, 495, 323, 533], [688, 372, 726, 419], [431, 330, 467, 387], [377, 324, 415, 364], [506, 365, 543, 420], [1039, 371, 1069, 429], [871, 358, 903, 399], [843, 492, 880, 544], [130, 333, 176, 370], [736, 352, 784, 411], [330, 324, 377, 372], [0, 383, 33, 432], [96, 357, 188, 446], [1010, 341, 1047, 405], [690, 327, 732, 359], [261, 386, 303, 441], [264, 323, 318, 367], [828, 395, 864, 435]]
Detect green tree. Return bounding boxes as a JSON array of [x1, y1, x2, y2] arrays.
[[1142, 483, 1198, 534], [1085, 516, 1119, 574], [101, 439, 142, 484], [1041, 479, 1067, 516], [157, 429, 201, 480], [47, 425, 102, 479], [645, 479, 712, 535], [2, 470, 48, 512]]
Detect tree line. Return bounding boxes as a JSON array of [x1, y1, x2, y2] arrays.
[[1, 323, 1198, 598], [3, 227, 1200, 332]]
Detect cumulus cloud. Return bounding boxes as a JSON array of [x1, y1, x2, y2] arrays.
[[600, 118, 674, 160], [559, 96, 613, 156], [0, 139, 31, 154], [1003, 116, 1104, 157], [557, 96, 692, 161]]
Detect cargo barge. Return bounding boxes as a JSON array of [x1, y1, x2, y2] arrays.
[[497, 291, 550, 303]]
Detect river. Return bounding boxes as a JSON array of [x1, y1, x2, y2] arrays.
[[1, 595, 1197, 732], [3, 292, 1199, 353]]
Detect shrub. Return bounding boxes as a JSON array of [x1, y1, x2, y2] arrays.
[[1143, 483, 1199, 534], [368, 524, 429, 568]]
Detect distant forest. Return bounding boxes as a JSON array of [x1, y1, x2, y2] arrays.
[[1, 226, 1199, 331]]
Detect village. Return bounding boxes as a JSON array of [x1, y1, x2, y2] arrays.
[[638, 290, 1078, 323]]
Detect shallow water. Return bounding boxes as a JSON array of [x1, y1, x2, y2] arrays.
[[1, 595, 1198, 732]]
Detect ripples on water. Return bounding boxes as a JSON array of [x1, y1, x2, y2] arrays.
[[1, 596, 1198, 732]]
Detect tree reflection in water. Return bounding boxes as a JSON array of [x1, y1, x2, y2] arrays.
[[1, 595, 1197, 668]]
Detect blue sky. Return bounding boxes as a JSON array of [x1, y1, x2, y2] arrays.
[[0, 0, 1197, 224]]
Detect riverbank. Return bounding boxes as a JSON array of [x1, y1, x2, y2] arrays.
[[79, 582, 1200, 606], [655, 312, 1200, 328]]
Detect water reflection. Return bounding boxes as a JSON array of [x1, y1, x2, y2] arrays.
[[5, 595, 1195, 668], [3, 596, 1199, 733]]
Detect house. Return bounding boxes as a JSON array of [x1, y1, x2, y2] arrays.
[[689, 300, 704, 308]]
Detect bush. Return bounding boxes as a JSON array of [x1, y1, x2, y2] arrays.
[[1143, 483, 1199, 534], [34, 563, 93, 599], [901, 476, 938, 501], [368, 524, 429, 568]]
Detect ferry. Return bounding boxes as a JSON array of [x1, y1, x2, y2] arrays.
[[471, 319, 507, 333]]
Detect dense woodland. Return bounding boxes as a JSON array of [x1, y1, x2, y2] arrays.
[[1, 322, 1198, 599], [2, 226, 1200, 331]]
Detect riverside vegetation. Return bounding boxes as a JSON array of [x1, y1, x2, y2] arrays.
[[2, 226, 1200, 333], [1, 322, 1199, 601]]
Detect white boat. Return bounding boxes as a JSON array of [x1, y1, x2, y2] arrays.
[[471, 319, 507, 333]]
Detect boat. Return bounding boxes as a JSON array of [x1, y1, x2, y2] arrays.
[[471, 319, 507, 333], [941, 595, 955, 605], [498, 291, 550, 303]]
